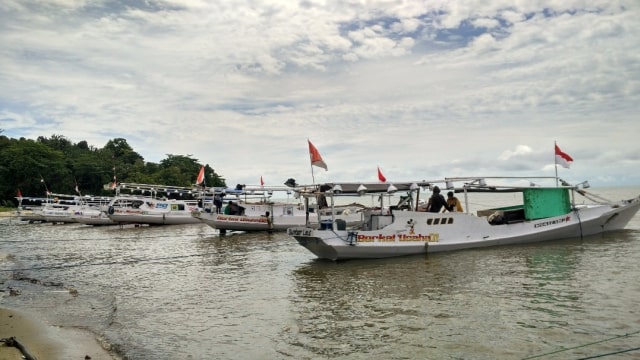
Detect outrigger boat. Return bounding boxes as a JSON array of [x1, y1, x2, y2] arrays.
[[287, 177, 640, 260], [105, 183, 205, 225], [23, 193, 112, 224], [72, 207, 116, 226], [192, 185, 368, 233]]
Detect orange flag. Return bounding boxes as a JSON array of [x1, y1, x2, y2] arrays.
[[308, 140, 328, 171], [377, 166, 387, 182], [196, 165, 205, 185]]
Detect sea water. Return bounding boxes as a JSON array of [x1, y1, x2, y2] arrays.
[[1, 187, 639, 359]]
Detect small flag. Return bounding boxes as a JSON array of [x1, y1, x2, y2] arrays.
[[308, 140, 328, 171], [17, 189, 22, 199], [196, 165, 205, 185], [377, 166, 387, 182], [75, 184, 80, 194], [260, 176, 264, 187], [555, 144, 574, 169]]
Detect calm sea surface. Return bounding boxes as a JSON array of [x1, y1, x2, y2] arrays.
[[1, 187, 640, 360]]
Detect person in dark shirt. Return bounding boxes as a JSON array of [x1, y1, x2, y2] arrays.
[[213, 193, 223, 213], [426, 186, 449, 213]]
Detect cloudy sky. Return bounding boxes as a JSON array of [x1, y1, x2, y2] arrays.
[[1, 0, 639, 188]]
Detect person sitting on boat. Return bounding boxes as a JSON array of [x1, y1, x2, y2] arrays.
[[224, 201, 233, 215], [446, 191, 463, 212], [426, 186, 450, 213]]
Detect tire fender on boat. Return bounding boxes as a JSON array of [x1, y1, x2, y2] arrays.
[[108, 206, 115, 215]]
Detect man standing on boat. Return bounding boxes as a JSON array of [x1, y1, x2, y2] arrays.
[[214, 193, 223, 213], [426, 186, 449, 213]]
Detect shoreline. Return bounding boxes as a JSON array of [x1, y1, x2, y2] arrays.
[[0, 307, 119, 360]]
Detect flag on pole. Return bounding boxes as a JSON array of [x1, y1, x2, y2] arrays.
[[75, 183, 80, 194], [17, 189, 22, 199], [308, 140, 328, 171], [260, 176, 264, 187], [377, 166, 387, 182], [196, 165, 205, 185], [110, 175, 117, 189], [555, 144, 573, 169]]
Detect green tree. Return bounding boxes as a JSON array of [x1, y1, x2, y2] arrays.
[[0, 135, 227, 203]]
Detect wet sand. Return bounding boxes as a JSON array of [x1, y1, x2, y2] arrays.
[[0, 307, 118, 360]]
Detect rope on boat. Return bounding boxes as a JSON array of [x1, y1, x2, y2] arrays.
[[521, 330, 640, 360], [1, 337, 38, 360], [574, 207, 584, 240], [329, 229, 359, 245], [575, 189, 614, 205]]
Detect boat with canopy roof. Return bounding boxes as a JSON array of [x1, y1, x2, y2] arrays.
[[287, 177, 640, 260]]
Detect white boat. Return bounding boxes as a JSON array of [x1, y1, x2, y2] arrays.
[[72, 207, 116, 226], [193, 199, 367, 233], [15, 194, 71, 223], [101, 182, 210, 226], [106, 196, 203, 225], [40, 204, 79, 223], [38, 194, 87, 224], [191, 183, 370, 233], [17, 193, 112, 224], [287, 177, 640, 260]]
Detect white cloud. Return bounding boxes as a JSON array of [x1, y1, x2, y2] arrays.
[[1, 0, 639, 186], [499, 145, 534, 161]]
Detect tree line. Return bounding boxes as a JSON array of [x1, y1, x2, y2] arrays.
[[0, 132, 226, 207]]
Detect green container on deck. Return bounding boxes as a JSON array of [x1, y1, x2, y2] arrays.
[[522, 188, 571, 220]]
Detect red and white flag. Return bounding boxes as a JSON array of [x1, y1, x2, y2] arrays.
[[308, 140, 327, 171], [555, 144, 573, 169], [377, 166, 387, 182], [196, 165, 205, 185], [17, 189, 22, 199], [260, 176, 264, 187]]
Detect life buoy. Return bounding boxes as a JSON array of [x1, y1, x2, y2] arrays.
[[108, 206, 115, 215]]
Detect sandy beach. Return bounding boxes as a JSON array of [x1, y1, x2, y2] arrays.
[[0, 307, 118, 360], [1, 212, 118, 359]]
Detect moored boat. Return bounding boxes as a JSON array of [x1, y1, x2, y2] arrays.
[[193, 200, 367, 233], [72, 207, 116, 226], [104, 183, 208, 225], [191, 184, 369, 233], [106, 196, 203, 225], [287, 177, 640, 260]]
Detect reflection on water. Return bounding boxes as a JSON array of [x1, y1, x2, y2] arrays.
[[286, 231, 640, 359], [1, 206, 640, 359]]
